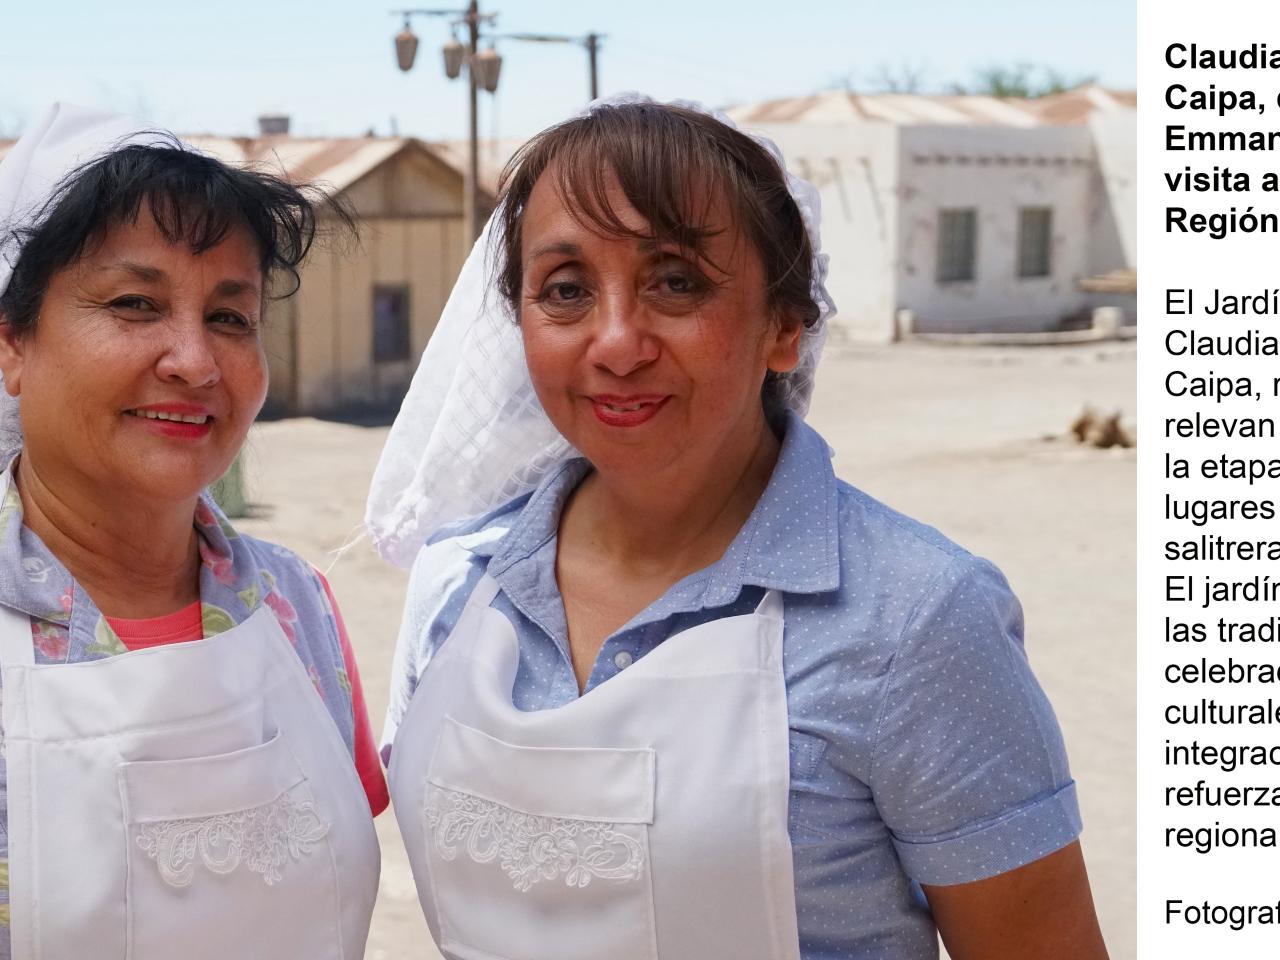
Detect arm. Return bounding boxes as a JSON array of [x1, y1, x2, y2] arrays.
[[870, 555, 1106, 951], [923, 840, 1108, 960]]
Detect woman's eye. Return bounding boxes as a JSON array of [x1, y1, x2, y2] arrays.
[[544, 281, 585, 302], [209, 311, 253, 330], [110, 296, 155, 313], [654, 271, 706, 298]]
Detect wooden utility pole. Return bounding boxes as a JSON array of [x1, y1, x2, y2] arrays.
[[586, 32, 600, 100], [464, 0, 480, 242]]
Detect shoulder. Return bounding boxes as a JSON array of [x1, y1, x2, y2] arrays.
[[399, 495, 527, 652], [383, 497, 527, 747], [234, 532, 328, 598], [770, 413, 997, 621], [829, 476, 1014, 644], [222, 532, 345, 663], [826, 483, 1030, 739], [194, 494, 334, 622], [411, 497, 526, 595], [834, 478, 971, 567]]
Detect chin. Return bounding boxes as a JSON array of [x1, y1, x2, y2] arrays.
[[120, 454, 231, 504], [132, 474, 213, 504], [576, 438, 682, 480]]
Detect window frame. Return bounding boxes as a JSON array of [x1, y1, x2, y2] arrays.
[[936, 207, 978, 284], [1016, 206, 1053, 279], [371, 283, 412, 364]]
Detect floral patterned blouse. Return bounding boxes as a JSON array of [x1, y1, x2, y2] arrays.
[[0, 457, 371, 954]]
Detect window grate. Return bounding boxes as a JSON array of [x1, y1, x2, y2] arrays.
[[937, 208, 977, 283], [1017, 207, 1052, 278], [373, 285, 411, 363]]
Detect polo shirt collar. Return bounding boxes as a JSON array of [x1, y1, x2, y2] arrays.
[[480, 410, 841, 618], [702, 411, 841, 604]]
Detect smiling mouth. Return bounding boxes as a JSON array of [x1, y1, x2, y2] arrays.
[[126, 409, 210, 425], [589, 395, 669, 427]]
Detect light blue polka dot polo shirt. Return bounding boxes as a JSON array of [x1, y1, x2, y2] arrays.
[[383, 410, 1082, 959]]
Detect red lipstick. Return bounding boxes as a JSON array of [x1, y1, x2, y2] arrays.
[[589, 394, 669, 428], [126, 403, 215, 440]]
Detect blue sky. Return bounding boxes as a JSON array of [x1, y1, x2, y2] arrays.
[[1, 0, 1135, 141]]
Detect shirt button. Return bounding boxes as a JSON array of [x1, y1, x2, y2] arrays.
[[613, 650, 634, 670]]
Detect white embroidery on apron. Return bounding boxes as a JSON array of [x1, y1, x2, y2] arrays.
[[424, 785, 645, 893], [136, 792, 330, 888]]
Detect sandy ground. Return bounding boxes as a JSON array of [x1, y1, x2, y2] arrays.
[[235, 339, 1136, 960]]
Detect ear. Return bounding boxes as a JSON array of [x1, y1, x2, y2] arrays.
[[0, 314, 26, 397], [764, 313, 804, 375]]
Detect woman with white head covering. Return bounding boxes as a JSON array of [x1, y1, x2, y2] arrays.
[[373, 97, 1108, 960], [0, 104, 383, 959]]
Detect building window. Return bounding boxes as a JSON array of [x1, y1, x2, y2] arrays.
[[1017, 207, 1052, 278], [372, 285, 411, 363], [936, 208, 977, 283]]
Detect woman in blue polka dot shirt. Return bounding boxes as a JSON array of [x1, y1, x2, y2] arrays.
[[376, 97, 1110, 960]]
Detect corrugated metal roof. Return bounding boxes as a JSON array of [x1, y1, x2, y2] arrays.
[[725, 84, 1135, 127], [0, 84, 1136, 191], [432, 137, 528, 196], [0, 134, 476, 197]]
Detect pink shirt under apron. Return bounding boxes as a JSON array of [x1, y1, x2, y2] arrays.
[[106, 572, 389, 816]]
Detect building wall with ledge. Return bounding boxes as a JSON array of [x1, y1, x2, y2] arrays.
[[736, 122, 901, 344], [727, 96, 1135, 340], [1089, 110, 1137, 274], [895, 125, 1098, 334]]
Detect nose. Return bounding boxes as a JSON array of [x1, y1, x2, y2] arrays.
[[154, 315, 220, 389], [587, 291, 659, 378]]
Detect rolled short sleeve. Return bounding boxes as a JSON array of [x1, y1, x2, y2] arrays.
[[870, 555, 1082, 886]]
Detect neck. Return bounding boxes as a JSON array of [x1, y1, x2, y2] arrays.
[[13, 453, 201, 618], [565, 412, 782, 577]]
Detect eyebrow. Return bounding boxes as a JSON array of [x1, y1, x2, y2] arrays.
[[213, 278, 261, 299], [527, 241, 582, 261], [110, 261, 166, 283], [526, 238, 683, 261], [105, 261, 259, 298]]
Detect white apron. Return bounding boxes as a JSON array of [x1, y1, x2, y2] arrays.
[[0, 573, 380, 958], [389, 574, 802, 960]]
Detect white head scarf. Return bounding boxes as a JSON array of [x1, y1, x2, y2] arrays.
[[0, 103, 171, 457], [365, 94, 835, 568]]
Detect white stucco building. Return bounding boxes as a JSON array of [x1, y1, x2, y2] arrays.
[[726, 86, 1136, 341]]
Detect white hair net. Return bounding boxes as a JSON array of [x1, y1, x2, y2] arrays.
[[0, 102, 170, 458], [366, 93, 835, 568]]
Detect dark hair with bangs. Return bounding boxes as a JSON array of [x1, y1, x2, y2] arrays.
[[493, 101, 820, 330], [0, 135, 353, 334]]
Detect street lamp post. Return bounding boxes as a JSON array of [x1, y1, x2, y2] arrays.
[[463, 2, 480, 244], [586, 32, 601, 100], [392, 11, 603, 243], [499, 31, 604, 101], [393, 3, 495, 243]]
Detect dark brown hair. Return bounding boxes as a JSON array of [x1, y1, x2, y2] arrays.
[[1, 138, 354, 335], [492, 101, 820, 329]]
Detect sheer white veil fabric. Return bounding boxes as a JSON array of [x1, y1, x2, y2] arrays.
[[0, 103, 170, 459], [365, 93, 836, 568]]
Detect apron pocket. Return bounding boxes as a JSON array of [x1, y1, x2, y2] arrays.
[[117, 696, 271, 763], [119, 731, 341, 960], [424, 717, 658, 960]]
